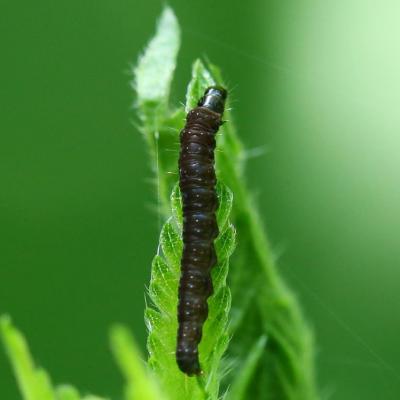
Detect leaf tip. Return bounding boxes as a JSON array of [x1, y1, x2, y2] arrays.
[[185, 59, 216, 111], [134, 6, 180, 107], [159, 5, 179, 29]]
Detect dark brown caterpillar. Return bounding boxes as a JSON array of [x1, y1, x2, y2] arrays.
[[176, 86, 227, 376]]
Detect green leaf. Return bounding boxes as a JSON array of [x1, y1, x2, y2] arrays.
[[148, 255, 177, 317], [215, 223, 236, 262], [216, 182, 234, 234], [145, 183, 236, 400], [170, 183, 182, 229], [212, 259, 229, 294], [110, 325, 165, 400], [160, 218, 182, 267]]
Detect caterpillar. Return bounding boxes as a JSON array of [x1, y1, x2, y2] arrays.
[[176, 86, 227, 376]]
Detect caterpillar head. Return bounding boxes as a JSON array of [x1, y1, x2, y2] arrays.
[[198, 86, 227, 115]]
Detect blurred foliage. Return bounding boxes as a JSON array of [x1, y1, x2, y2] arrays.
[[0, 316, 107, 400]]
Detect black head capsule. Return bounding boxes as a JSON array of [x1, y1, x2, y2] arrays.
[[198, 86, 227, 115]]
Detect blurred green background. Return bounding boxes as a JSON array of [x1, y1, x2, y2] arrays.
[[1, 1, 399, 399]]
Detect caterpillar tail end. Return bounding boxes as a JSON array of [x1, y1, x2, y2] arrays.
[[176, 350, 202, 376]]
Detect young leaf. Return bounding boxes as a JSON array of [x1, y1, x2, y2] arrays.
[[134, 6, 180, 112], [145, 182, 236, 400]]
